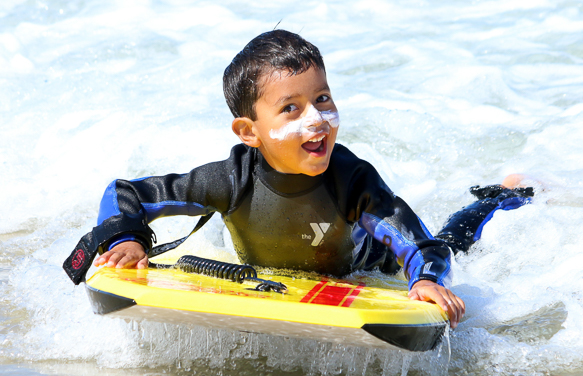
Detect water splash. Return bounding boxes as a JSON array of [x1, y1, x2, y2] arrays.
[[2, 0, 583, 374]]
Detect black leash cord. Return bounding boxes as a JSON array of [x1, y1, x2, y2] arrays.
[[149, 255, 287, 293]]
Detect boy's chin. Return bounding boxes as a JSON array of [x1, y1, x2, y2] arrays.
[[300, 161, 330, 176]]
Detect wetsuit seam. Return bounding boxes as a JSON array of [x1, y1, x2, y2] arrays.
[[225, 176, 253, 216]]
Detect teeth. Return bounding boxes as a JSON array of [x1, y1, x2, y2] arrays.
[[308, 135, 325, 142]]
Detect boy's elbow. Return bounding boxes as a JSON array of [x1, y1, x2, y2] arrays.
[[97, 180, 121, 225]]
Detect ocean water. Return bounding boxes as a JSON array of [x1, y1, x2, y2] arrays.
[[1, 0, 583, 375]]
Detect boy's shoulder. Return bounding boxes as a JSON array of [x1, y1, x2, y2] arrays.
[[228, 142, 256, 159], [326, 143, 395, 217], [211, 143, 258, 173], [328, 143, 377, 173], [327, 143, 390, 192]]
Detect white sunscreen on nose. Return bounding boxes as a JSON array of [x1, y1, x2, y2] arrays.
[[269, 105, 340, 141]]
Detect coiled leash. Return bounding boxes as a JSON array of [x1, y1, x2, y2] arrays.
[[145, 213, 286, 293], [150, 255, 288, 293]]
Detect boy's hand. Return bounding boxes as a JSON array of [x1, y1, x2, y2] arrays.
[[409, 280, 465, 329], [93, 241, 149, 269]]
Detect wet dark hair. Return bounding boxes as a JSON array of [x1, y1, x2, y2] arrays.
[[223, 29, 326, 120]]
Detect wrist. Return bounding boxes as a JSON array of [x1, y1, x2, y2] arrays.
[[411, 279, 438, 289], [106, 234, 148, 253]]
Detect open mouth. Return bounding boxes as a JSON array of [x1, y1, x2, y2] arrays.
[[301, 135, 327, 155]]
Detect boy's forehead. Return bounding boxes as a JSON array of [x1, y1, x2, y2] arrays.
[[258, 67, 329, 104]]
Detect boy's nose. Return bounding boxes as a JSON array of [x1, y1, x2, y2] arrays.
[[302, 104, 324, 128]]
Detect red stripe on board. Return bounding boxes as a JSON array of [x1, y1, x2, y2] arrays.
[[341, 283, 365, 307], [300, 280, 328, 303], [311, 285, 353, 306]]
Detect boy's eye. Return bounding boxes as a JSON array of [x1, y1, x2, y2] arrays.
[[317, 94, 330, 103], [282, 104, 298, 113]]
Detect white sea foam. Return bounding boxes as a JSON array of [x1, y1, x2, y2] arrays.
[[1, 0, 583, 375]]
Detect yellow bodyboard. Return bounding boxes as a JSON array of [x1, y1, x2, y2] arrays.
[[85, 251, 448, 351]]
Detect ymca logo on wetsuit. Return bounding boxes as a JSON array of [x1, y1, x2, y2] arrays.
[[305, 223, 331, 246]]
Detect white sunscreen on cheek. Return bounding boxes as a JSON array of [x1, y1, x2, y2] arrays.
[[269, 105, 341, 141], [320, 110, 340, 128]]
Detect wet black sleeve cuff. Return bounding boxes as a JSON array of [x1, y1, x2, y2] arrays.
[[63, 214, 154, 285]]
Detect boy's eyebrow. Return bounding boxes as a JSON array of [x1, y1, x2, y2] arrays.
[[274, 83, 331, 106]]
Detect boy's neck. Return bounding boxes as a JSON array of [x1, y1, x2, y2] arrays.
[[256, 150, 324, 194]]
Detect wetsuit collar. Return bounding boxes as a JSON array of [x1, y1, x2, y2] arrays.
[[256, 151, 324, 195]]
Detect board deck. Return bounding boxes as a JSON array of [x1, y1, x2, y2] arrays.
[[85, 255, 449, 351]]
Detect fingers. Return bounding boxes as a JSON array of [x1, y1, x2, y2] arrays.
[[136, 256, 149, 269], [93, 252, 112, 267], [114, 252, 138, 268], [408, 290, 420, 301], [409, 280, 466, 329], [438, 291, 465, 329], [93, 241, 147, 269], [115, 252, 148, 269], [107, 251, 125, 267]]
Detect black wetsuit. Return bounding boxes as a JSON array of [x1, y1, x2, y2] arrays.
[[64, 144, 531, 287], [94, 144, 452, 289]]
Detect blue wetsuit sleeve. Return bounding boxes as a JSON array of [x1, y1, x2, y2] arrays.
[[96, 175, 220, 252], [358, 198, 452, 289], [436, 192, 532, 254], [325, 145, 453, 290], [97, 177, 216, 226], [473, 196, 531, 241], [95, 144, 254, 252]]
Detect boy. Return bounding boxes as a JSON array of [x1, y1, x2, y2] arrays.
[[67, 30, 467, 327]]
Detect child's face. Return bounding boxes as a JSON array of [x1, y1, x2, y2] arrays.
[[242, 67, 339, 176]]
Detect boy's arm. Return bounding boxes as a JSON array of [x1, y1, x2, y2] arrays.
[[92, 174, 217, 269], [358, 201, 465, 327], [328, 145, 453, 288], [358, 198, 452, 289], [94, 174, 218, 264], [89, 145, 254, 268], [326, 145, 463, 326]]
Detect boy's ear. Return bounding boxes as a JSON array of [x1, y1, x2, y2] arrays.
[[232, 117, 261, 148]]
